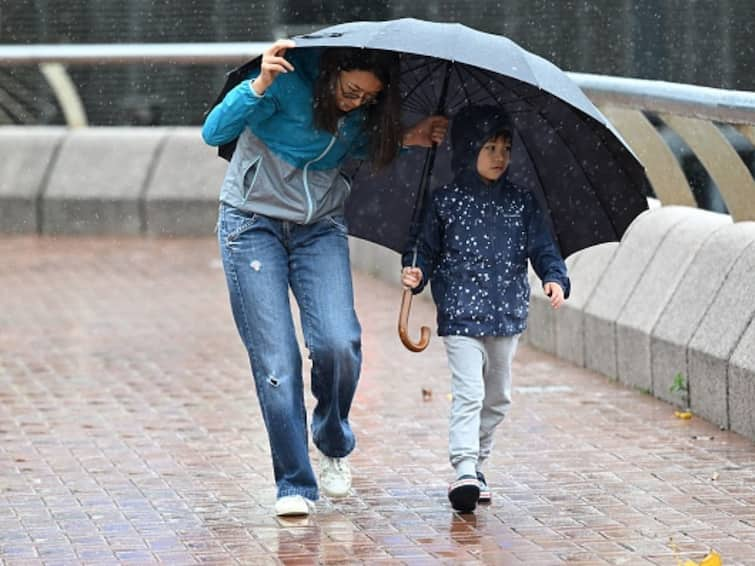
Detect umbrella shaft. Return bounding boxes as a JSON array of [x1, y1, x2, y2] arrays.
[[409, 60, 454, 266]]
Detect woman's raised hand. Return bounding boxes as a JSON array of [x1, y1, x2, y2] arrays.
[[251, 39, 296, 95]]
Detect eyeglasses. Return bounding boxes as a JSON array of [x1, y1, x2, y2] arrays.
[[337, 74, 381, 106]]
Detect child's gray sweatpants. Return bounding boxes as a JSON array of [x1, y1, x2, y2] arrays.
[[443, 334, 520, 479]]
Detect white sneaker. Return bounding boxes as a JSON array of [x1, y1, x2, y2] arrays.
[[274, 495, 314, 516], [318, 452, 352, 497]]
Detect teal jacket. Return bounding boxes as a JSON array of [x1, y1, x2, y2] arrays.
[[202, 48, 370, 224]]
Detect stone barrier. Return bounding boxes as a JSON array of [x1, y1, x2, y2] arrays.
[[0, 127, 65, 233], [42, 128, 165, 235], [651, 223, 755, 412], [615, 210, 730, 392], [144, 127, 227, 236]]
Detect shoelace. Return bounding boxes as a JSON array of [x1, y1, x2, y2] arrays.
[[323, 457, 348, 475]]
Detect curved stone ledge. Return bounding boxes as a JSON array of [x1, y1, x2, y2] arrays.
[[43, 128, 166, 235], [144, 127, 228, 236], [556, 244, 616, 366], [0, 126, 66, 233], [615, 209, 731, 392], [0, 126, 223, 237], [582, 206, 692, 379], [730, 321, 755, 439], [687, 237, 755, 429], [651, 222, 755, 410], [522, 206, 755, 441]]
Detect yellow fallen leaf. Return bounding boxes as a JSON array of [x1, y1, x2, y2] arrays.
[[680, 551, 722, 566], [699, 551, 722, 566], [674, 411, 693, 419]]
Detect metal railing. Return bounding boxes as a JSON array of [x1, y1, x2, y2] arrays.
[[2, 42, 754, 221], [573, 73, 755, 221], [0, 42, 270, 65]]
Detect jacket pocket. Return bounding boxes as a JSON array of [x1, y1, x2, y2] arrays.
[[241, 155, 263, 204]]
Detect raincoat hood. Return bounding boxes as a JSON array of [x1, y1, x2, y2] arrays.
[[450, 105, 513, 173]]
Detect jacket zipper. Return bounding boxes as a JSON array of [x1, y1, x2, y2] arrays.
[[302, 119, 342, 223], [488, 199, 499, 328]]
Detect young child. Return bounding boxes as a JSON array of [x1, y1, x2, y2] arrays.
[[401, 105, 570, 513]]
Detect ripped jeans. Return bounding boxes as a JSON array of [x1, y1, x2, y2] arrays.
[[217, 203, 362, 500]]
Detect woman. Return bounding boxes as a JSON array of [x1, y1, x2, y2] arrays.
[[202, 39, 447, 516]]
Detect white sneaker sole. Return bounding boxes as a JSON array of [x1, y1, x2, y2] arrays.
[[275, 496, 313, 516], [320, 482, 351, 498]]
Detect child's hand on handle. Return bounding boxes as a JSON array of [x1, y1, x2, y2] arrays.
[[251, 39, 296, 95], [544, 282, 565, 309], [401, 267, 423, 290]]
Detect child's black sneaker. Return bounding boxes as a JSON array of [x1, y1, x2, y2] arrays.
[[477, 471, 491, 503], [448, 475, 480, 513]]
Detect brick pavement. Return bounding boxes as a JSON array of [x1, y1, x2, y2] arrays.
[[1, 236, 755, 565]]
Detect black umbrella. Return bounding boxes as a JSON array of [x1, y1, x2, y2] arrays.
[[209, 18, 650, 350]]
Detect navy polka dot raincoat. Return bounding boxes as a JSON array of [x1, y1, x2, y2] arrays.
[[402, 105, 571, 337]]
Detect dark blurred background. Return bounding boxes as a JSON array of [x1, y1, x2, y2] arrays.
[[1, 0, 753, 126]]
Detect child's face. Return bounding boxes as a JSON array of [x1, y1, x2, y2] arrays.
[[476, 136, 511, 183]]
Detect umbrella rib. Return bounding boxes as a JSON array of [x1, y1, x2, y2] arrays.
[[402, 88, 435, 115], [443, 66, 489, 113], [401, 59, 448, 114], [505, 127, 566, 251], [401, 97, 429, 115], [515, 119, 621, 248], [402, 56, 436, 75], [448, 64, 476, 110], [446, 65, 532, 114], [463, 64, 544, 109], [402, 89, 435, 115]]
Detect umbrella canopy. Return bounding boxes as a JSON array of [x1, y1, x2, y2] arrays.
[[211, 18, 650, 258]]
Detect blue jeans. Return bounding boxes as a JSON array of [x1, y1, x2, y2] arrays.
[[217, 203, 362, 500]]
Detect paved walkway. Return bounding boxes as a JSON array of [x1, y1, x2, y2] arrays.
[[1, 237, 755, 565]]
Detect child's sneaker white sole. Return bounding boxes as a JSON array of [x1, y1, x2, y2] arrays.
[[275, 495, 314, 516], [478, 488, 492, 502], [476, 472, 491, 503]]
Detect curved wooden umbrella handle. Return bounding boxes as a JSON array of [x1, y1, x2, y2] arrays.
[[398, 288, 431, 352]]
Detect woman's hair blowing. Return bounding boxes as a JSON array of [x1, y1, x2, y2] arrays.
[[313, 47, 402, 170]]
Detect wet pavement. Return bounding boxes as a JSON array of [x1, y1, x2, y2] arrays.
[[1, 236, 755, 565]]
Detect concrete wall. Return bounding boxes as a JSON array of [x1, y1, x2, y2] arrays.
[[1, 126, 223, 237], [524, 206, 755, 440], [0, 127, 65, 233], [2, 126, 754, 442]]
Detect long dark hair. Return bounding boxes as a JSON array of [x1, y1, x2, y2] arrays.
[[313, 47, 402, 170]]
